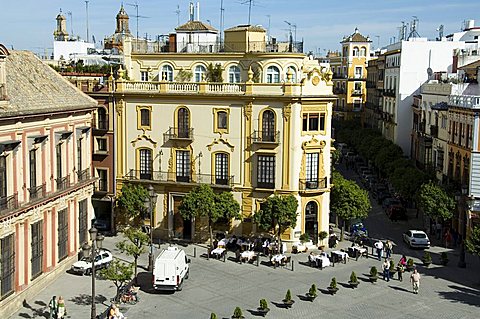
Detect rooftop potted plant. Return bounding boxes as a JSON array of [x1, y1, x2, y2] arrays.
[[283, 289, 295, 308], [422, 251, 432, 267], [440, 252, 449, 266], [318, 231, 328, 250], [369, 266, 378, 283], [257, 299, 270, 317], [406, 258, 415, 271], [327, 277, 339, 295], [348, 271, 359, 288], [232, 306, 244, 319], [306, 284, 317, 301]]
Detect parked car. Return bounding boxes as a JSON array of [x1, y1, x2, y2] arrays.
[[153, 246, 190, 292], [387, 204, 407, 220], [71, 249, 113, 275], [376, 191, 391, 205], [382, 198, 401, 211], [403, 230, 430, 249], [348, 219, 368, 236]]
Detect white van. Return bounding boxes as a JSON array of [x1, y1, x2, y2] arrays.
[[153, 246, 190, 292]]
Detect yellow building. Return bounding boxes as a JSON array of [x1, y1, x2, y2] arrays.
[[115, 23, 335, 246], [330, 28, 372, 120]]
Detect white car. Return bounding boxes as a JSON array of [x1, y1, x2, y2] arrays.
[[403, 230, 430, 249], [71, 249, 113, 275]]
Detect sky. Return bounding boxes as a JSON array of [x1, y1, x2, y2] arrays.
[[1, 0, 480, 57]]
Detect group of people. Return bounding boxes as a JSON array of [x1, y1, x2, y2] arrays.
[[379, 252, 421, 293], [108, 304, 126, 319], [374, 239, 394, 261], [48, 296, 66, 319]]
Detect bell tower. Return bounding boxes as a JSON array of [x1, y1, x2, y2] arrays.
[[53, 9, 69, 41], [116, 5, 131, 34]]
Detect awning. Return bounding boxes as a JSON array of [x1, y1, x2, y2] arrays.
[[76, 126, 91, 133], [28, 134, 49, 143], [0, 140, 21, 152], [56, 130, 73, 139]]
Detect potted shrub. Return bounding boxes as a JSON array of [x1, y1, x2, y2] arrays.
[[422, 251, 432, 267], [210, 313, 217, 319], [369, 266, 378, 283], [440, 252, 449, 265], [257, 299, 270, 317], [232, 307, 244, 319], [327, 277, 339, 295], [283, 289, 295, 308], [306, 284, 317, 301], [318, 231, 328, 250], [406, 258, 415, 271], [348, 271, 359, 288], [299, 233, 310, 244]]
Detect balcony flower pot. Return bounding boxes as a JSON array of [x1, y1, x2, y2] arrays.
[[257, 299, 270, 317]]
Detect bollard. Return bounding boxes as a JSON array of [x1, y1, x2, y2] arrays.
[[291, 260, 294, 272], [207, 247, 210, 260], [223, 252, 226, 262], [256, 253, 259, 267], [194, 247, 196, 258]]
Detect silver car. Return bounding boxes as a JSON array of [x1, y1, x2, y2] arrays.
[[403, 230, 430, 249]]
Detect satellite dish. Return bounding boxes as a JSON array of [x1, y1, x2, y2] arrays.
[[427, 67, 433, 79]]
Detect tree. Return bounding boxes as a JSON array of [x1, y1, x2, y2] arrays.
[[116, 183, 149, 228], [116, 228, 149, 281], [254, 194, 298, 249], [331, 171, 371, 240], [179, 184, 240, 247], [206, 63, 223, 82], [466, 225, 480, 257], [98, 259, 133, 301], [417, 182, 455, 221]]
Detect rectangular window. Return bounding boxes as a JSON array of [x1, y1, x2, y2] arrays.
[[215, 153, 229, 185], [140, 109, 150, 127], [217, 111, 228, 130], [141, 71, 148, 82], [78, 199, 88, 246], [29, 149, 37, 190], [0, 156, 6, 199], [257, 155, 275, 189], [1, 234, 15, 299], [139, 149, 152, 180], [176, 151, 190, 183], [97, 169, 108, 192], [31, 221, 43, 279], [56, 143, 62, 179], [57, 208, 68, 262], [306, 153, 319, 189], [355, 66, 362, 78], [96, 138, 108, 152], [302, 113, 325, 132], [77, 139, 82, 172]]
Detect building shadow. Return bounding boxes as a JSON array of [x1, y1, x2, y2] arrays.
[[437, 285, 480, 307]]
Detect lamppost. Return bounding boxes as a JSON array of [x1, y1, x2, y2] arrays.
[[145, 185, 158, 271], [458, 186, 471, 268], [82, 226, 104, 319]]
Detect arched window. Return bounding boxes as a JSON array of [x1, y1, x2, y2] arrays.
[[262, 110, 276, 142], [360, 47, 366, 56], [228, 65, 241, 83], [194, 65, 206, 82], [161, 65, 173, 81], [266, 66, 280, 83], [353, 46, 359, 56], [177, 107, 190, 138], [305, 201, 318, 241], [139, 148, 152, 180], [286, 66, 297, 83]]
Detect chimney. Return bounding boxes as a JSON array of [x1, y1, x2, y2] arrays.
[[0, 44, 9, 101], [196, 2, 200, 21], [189, 2, 194, 21]]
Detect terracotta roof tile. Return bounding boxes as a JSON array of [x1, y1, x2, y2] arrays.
[[175, 21, 217, 32]]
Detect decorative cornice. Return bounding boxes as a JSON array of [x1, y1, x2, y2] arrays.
[[207, 137, 235, 152], [130, 133, 157, 147]]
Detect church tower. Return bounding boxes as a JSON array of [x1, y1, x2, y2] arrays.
[[53, 10, 69, 41], [116, 5, 131, 34]]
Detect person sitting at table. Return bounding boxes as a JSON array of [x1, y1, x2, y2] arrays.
[[308, 252, 317, 266]]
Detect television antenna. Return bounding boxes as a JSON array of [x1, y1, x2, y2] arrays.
[[239, 0, 261, 25], [175, 5, 180, 26], [408, 16, 420, 39], [284, 20, 297, 50], [436, 24, 444, 40], [67, 11, 74, 37], [127, 1, 150, 40], [85, 1, 89, 42], [219, 0, 225, 44]]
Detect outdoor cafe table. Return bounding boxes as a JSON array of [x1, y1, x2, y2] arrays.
[[350, 246, 368, 259], [331, 250, 349, 264], [311, 254, 331, 269], [270, 254, 286, 264], [211, 247, 226, 259], [241, 250, 255, 262]]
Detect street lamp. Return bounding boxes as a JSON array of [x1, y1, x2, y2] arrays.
[[458, 185, 471, 268], [84, 226, 104, 319], [145, 185, 158, 271]]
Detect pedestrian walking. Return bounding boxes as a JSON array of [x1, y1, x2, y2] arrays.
[[436, 222, 442, 240], [385, 240, 393, 259], [410, 268, 421, 294], [397, 262, 404, 282], [374, 240, 384, 261], [48, 296, 58, 319], [444, 229, 452, 248], [57, 296, 66, 319], [382, 259, 390, 282]]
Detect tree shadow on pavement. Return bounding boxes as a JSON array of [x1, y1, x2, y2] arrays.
[[18, 299, 49, 319], [69, 294, 108, 306], [437, 285, 480, 307]]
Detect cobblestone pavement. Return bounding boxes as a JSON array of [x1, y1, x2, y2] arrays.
[[10, 163, 480, 319]]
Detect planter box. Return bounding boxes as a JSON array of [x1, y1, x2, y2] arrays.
[[305, 293, 317, 301], [327, 287, 339, 295], [348, 281, 359, 289], [283, 300, 295, 308], [257, 308, 269, 317]]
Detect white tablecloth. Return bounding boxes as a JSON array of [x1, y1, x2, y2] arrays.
[[211, 247, 226, 255], [241, 250, 255, 261], [218, 239, 228, 246], [312, 255, 331, 267], [332, 250, 349, 261], [271, 254, 286, 263], [352, 246, 367, 254]]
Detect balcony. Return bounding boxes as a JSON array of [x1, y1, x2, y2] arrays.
[[125, 170, 234, 188], [332, 73, 347, 79], [383, 89, 396, 97], [333, 88, 346, 94], [94, 179, 108, 193], [29, 184, 46, 200], [299, 177, 328, 191], [56, 176, 71, 191], [163, 127, 194, 144], [256, 181, 275, 189], [77, 168, 90, 182], [449, 95, 480, 109], [251, 130, 280, 145], [0, 193, 19, 213]]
